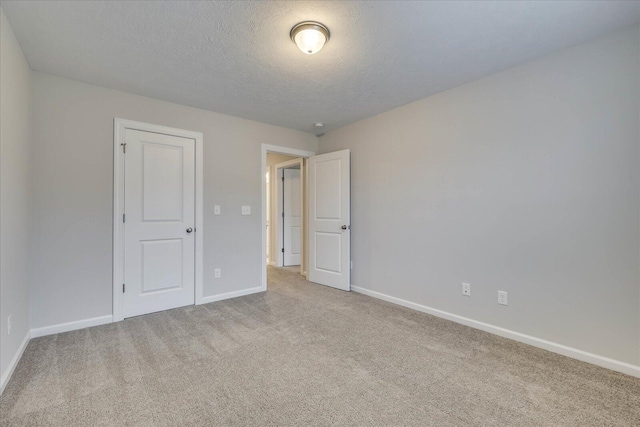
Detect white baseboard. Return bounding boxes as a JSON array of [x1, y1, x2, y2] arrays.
[[30, 315, 113, 339], [0, 330, 30, 395], [199, 286, 265, 305], [351, 286, 640, 378]]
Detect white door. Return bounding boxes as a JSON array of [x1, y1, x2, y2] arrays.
[[266, 171, 270, 261], [308, 150, 350, 291], [124, 129, 196, 318], [283, 168, 302, 266]]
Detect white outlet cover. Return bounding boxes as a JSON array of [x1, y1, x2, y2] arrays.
[[242, 205, 251, 215], [214, 268, 221, 279], [462, 283, 471, 296], [214, 205, 221, 215], [498, 291, 508, 305]]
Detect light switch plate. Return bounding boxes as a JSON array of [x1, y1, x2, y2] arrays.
[[242, 205, 251, 215]]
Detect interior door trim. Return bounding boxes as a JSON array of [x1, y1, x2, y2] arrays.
[[113, 118, 204, 322], [261, 144, 316, 292]]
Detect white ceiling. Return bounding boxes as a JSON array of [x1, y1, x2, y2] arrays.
[[3, 1, 639, 134]]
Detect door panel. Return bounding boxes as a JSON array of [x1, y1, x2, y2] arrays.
[[284, 168, 301, 266], [308, 150, 350, 290], [140, 239, 183, 293], [124, 129, 195, 318], [314, 160, 341, 219], [315, 232, 341, 273], [142, 144, 184, 221]]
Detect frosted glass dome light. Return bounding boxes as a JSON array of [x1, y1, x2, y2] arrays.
[[290, 21, 330, 55]]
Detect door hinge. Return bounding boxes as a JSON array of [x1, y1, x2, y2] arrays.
[[123, 213, 126, 223], [122, 283, 125, 293], [282, 176, 284, 182], [282, 212, 284, 218], [281, 248, 284, 253], [121, 143, 126, 153]]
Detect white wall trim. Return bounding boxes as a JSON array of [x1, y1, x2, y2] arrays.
[[275, 158, 305, 169], [352, 285, 640, 378], [113, 118, 204, 321], [0, 330, 30, 395], [30, 315, 113, 339], [200, 286, 264, 305], [261, 144, 315, 291]]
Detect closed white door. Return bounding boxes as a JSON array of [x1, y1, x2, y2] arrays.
[[308, 150, 350, 291], [124, 129, 196, 318], [266, 171, 270, 261], [283, 168, 301, 266]]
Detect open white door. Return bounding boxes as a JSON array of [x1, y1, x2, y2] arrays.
[[283, 168, 302, 266], [308, 149, 350, 291]]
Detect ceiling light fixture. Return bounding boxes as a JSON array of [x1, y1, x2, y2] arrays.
[[290, 21, 330, 55]]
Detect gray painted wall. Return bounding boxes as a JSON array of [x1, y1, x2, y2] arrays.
[[0, 8, 32, 385], [320, 25, 640, 365], [30, 72, 317, 329]]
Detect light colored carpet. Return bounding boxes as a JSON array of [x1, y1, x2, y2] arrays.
[[1, 266, 639, 426]]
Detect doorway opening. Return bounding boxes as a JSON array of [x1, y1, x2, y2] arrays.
[[262, 145, 313, 290], [273, 157, 304, 272], [278, 160, 303, 269], [261, 144, 351, 293]]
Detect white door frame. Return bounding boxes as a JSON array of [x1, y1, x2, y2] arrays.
[[113, 118, 204, 322], [275, 158, 303, 268], [261, 144, 315, 291]]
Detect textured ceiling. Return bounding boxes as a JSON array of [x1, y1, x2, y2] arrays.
[[2, 1, 639, 134]]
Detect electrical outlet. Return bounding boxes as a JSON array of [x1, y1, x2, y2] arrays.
[[214, 205, 221, 215], [7, 314, 12, 335], [241, 205, 251, 215], [462, 283, 471, 296], [498, 291, 508, 305], [214, 268, 221, 279]]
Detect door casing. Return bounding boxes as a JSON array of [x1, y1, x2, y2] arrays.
[[113, 118, 204, 322]]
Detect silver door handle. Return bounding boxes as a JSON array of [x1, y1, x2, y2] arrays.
[[341, 225, 349, 230], [186, 228, 193, 233]]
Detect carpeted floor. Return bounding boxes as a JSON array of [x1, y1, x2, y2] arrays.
[[1, 266, 639, 426]]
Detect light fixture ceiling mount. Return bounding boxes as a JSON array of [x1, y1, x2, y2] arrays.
[[290, 21, 330, 55]]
